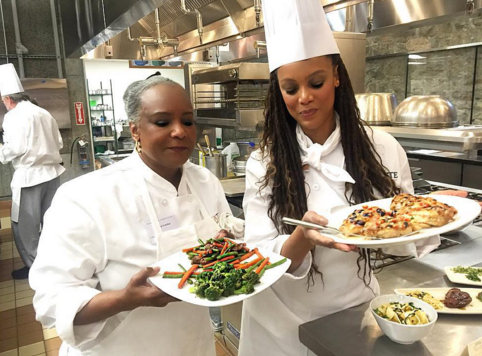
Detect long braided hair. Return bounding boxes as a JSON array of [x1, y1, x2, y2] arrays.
[[259, 54, 400, 286]]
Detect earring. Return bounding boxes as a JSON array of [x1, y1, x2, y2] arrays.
[[135, 140, 142, 154]]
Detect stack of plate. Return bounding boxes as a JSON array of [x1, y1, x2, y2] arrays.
[[233, 156, 248, 176]]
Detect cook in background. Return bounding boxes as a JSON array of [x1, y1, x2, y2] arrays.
[[0, 63, 65, 280], [238, 1, 440, 355], [30, 76, 243, 356]]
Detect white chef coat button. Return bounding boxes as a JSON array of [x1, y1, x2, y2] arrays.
[[188, 196, 193, 203], [162, 199, 168, 206], [312, 184, 320, 191]]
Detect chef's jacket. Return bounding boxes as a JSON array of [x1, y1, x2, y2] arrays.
[[0, 101, 65, 221], [239, 123, 418, 356], [30, 152, 231, 356]]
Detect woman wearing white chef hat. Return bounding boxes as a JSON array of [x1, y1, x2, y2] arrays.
[[30, 76, 243, 356], [238, 1, 439, 355]]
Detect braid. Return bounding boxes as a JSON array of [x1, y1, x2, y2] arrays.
[[259, 54, 400, 287]]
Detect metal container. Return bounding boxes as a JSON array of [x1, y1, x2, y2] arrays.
[[355, 93, 397, 126], [204, 153, 228, 178], [233, 155, 249, 175], [393, 95, 458, 128]]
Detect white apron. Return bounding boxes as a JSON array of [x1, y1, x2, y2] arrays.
[[62, 169, 220, 356]]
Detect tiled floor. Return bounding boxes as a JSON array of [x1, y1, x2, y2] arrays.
[[0, 200, 232, 356]]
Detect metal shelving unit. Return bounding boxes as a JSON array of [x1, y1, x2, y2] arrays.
[[87, 80, 118, 156]]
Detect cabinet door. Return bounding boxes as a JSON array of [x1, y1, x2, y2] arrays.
[[462, 165, 482, 189], [408, 158, 462, 185]]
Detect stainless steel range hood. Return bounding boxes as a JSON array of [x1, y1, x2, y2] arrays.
[[61, 0, 482, 60]]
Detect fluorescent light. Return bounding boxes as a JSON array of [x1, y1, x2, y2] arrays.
[[409, 54, 426, 59]]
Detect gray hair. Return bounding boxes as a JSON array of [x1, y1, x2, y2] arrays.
[[2, 92, 31, 103], [123, 76, 181, 125]]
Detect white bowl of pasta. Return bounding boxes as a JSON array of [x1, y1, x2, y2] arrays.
[[370, 294, 437, 344]]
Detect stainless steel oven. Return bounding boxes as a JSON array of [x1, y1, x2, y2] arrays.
[[185, 63, 270, 128]]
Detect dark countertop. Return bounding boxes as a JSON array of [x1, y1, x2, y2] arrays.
[[407, 152, 482, 167], [299, 226, 482, 356]]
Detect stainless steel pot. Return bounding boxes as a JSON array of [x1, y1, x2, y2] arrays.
[[205, 153, 228, 178], [355, 93, 397, 126], [393, 95, 458, 128]]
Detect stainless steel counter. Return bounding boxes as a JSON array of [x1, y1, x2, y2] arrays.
[[299, 225, 482, 356]]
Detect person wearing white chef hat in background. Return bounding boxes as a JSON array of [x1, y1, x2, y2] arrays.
[[29, 75, 244, 356], [238, 1, 443, 355], [0, 63, 65, 280]]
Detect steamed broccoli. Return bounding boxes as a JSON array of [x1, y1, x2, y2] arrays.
[[242, 271, 260, 285], [194, 282, 209, 298], [213, 261, 234, 273], [234, 283, 255, 295], [205, 285, 223, 301]]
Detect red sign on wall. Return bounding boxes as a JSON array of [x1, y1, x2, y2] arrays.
[[74, 102, 85, 125]]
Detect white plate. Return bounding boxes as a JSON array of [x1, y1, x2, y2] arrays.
[[394, 288, 482, 314], [325, 195, 481, 248], [444, 266, 482, 287], [148, 246, 291, 307]]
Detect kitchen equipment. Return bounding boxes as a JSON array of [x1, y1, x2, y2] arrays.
[[233, 155, 249, 175], [370, 294, 437, 344], [185, 63, 270, 128], [204, 153, 227, 178], [236, 142, 256, 156], [355, 93, 397, 126], [197, 143, 207, 155], [204, 135, 213, 157], [393, 95, 458, 128]]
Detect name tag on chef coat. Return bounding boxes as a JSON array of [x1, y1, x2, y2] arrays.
[[146, 215, 180, 244]]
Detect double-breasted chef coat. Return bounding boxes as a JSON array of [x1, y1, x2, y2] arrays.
[[0, 100, 65, 222], [238, 121, 421, 356], [30, 152, 232, 356]]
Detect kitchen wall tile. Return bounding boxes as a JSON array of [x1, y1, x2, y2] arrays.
[[18, 342, 44, 356]]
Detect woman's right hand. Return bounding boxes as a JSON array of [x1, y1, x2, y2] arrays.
[[121, 267, 179, 311], [301, 211, 358, 253]]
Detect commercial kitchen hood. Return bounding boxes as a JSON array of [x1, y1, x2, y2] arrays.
[[60, 0, 482, 61]]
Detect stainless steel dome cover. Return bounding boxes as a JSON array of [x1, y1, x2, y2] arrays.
[[393, 95, 458, 128]]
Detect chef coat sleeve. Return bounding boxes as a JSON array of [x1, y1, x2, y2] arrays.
[[0, 116, 28, 163], [243, 153, 312, 279], [30, 185, 109, 348]]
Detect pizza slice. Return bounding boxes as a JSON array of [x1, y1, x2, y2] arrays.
[[339, 206, 391, 236]]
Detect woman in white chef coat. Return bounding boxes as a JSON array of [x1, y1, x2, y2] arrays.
[[238, 1, 432, 355], [30, 76, 236, 356]]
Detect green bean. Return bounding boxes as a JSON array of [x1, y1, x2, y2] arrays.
[[217, 252, 238, 260], [178, 263, 187, 272], [162, 274, 184, 278], [265, 258, 287, 270], [247, 259, 264, 273], [258, 266, 267, 279], [198, 239, 205, 245]]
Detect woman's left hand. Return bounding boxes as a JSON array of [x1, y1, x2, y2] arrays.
[[301, 211, 358, 253]]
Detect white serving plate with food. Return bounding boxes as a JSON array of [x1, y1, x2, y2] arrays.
[[149, 245, 291, 307], [325, 195, 481, 248], [394, 288, 482, 314], [444, 266, 482, 287]]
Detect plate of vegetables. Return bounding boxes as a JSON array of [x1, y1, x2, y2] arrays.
[[444, 266, 482, 286], [148, 236, 291, 307]]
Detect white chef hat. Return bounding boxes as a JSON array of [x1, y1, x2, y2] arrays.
[[0, 63, 24, 97], [262, 0, 340, 73]]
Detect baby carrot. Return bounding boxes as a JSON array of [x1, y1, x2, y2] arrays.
[[237, 257, 262, 270], [178, 264, 198, 289], [255, 257, 270, 274], [239, 248, 257, 262]]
